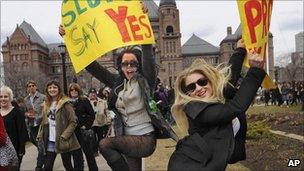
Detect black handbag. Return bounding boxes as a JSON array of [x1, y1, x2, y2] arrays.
[[80, 129, 95, 144]]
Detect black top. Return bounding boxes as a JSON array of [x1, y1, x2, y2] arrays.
[[3, 107, 28, 155], [71, 98, 95, 129]]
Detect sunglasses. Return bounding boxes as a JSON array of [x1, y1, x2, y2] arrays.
[[28, 85, 35, 88], [121, 60, 139, 68], [70, 89, 77, 92], [183, 78, 209, 94]]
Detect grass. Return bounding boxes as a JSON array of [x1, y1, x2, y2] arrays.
[[247, 104, 302, 115]]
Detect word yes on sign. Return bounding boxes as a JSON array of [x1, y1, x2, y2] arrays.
[[61, 0, 155, 73]]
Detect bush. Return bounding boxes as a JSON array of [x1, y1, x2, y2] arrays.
[[247, 121, 273, 139]]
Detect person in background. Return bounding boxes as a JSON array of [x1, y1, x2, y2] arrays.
[[68, 83, 98, 171], [88, 88, 111, 156], [264, 89, 270, 106], [24, 80, 46, 171], [0, 86, 29, 170], [0, 114, 6, 147], [36, 80, 83, 171]]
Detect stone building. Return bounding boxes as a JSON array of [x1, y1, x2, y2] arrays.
[[182, 34, 219, 69], [276, 31, 304, 82], [1, 21, 50, 97]]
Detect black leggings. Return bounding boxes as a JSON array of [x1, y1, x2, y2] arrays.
[[100, 134, 156, 171]]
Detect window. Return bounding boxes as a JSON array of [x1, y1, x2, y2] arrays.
[[168, 63, 171, 75], [166, 42, 169, 54], [173, 42, 176, 53], [173, 62, 176, 73], [166, 26, 174, 34], [22, 62, 29, 71]]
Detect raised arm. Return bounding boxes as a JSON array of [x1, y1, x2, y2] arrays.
[[228, 39, 246, 86], [85, 61, 119, 88], [224, 39, 247, 100], [186, 67, 265, 126], [185, 52, 266, 126], [141, 45, 156, 90]]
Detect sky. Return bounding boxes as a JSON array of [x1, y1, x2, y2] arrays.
[[1, 0, 303, 65]]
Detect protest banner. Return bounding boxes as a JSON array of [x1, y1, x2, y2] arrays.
[[237, 0, 276, 89], [61, 0, 155, 73]]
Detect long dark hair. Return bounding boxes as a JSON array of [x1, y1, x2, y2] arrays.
[[116, 47, 143, 75], [68, 83, 84, 99]]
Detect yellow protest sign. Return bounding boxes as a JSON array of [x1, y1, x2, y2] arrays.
[[61, 0, 155, 73], [237, 0, 276, 89]]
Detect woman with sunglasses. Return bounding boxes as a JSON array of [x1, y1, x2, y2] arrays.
[[167, 49, 266, 171], [67, 83, 97, 171], [36, 80, 83, 171], [59, 3, 176, 171]]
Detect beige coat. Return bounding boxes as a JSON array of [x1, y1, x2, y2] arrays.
[[91, 98, 111, 127], [37, 97, 80, 153]]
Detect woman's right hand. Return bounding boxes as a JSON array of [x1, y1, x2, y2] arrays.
[[59, 24, 65, 37], [236, 38, 245, 48], [248, 51, 264, 69]]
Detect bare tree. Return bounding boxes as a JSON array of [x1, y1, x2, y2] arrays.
[[3, 63, 48, 98], [275, 52, 292, 67]]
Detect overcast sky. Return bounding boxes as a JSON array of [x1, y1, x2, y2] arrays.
[[1, 1, 303, 64]]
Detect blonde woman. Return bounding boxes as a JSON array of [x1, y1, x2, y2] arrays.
[[168, 51, 265, 171], [36, 80, 83, 171], [0, 86, 28, 170]]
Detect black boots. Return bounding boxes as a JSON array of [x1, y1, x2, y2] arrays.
[[108, 157, 130, 171]]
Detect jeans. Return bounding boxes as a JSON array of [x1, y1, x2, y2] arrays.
[[29, 125, 45, 168], [44, 149, 84, 171], [63, 129, 98, 171]]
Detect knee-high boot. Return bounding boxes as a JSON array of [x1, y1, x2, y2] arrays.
[[108, 157, 130, 171]]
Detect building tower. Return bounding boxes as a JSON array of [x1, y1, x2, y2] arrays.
[[157, 0, 182, 87]]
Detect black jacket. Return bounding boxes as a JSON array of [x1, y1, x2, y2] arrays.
[[71, 97, 95, 129], [225, 47, 248, 163], [168, 67, 266, 171], [85, 45, 178, 141]]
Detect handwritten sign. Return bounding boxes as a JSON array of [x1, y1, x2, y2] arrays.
[[61, 0, 155, 73], [238, 0, 275, 89]]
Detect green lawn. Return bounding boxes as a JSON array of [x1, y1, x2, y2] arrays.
[[247, 104, 302, 115]]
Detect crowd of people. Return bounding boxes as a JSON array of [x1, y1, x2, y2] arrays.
[[0, 79, 115, 171], [259, 81, 304, 110]]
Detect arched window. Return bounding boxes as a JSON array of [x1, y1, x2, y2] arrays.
[[22, 62, 29, 71], [166, 26, 174, 34]]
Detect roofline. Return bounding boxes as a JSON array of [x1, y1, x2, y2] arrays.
[[182, 51, 220, 57]]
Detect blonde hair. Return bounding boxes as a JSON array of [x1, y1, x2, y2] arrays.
[[0, 86, 14, 102], [172, 59, 231, 136]]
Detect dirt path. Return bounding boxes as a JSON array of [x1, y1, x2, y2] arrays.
[[270, 130, 304, 142]]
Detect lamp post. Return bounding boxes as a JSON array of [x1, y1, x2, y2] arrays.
[[58, 43, 68, 95]]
